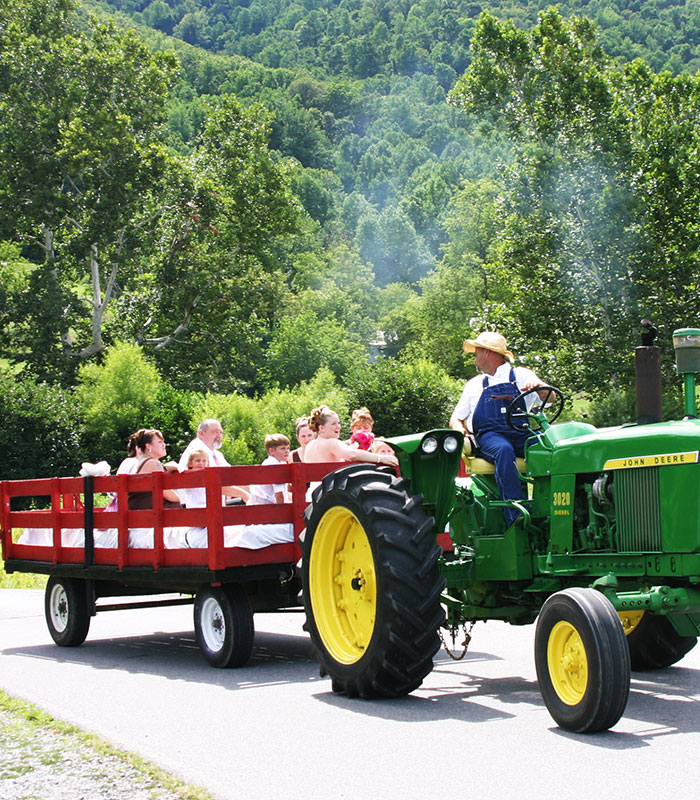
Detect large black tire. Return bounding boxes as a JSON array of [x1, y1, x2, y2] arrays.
[[535, 588, 630, 733], [301, 463, 445, 698], [194, 585, 254, 668], [621, 611, 697, 670], [44, 576, 90, 647]]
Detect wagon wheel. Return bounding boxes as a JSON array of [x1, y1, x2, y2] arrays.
[[194, 584, 254, 668], [301, 463, 445, 698], [45, 576, 90, 647], [535, 588, 630, 733]]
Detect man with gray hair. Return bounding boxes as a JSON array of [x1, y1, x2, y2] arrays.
[[178, 418, 229, 472]]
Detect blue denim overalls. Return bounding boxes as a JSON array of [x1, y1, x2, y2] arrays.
[[472, 367, 530, 525]]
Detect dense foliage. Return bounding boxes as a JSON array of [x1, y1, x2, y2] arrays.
[[102, 0, 700, 76], [3, 0, 700, 479], [450, 9, 700, 393]]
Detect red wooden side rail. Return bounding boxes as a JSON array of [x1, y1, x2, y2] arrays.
[[0, 462, 343, 573]]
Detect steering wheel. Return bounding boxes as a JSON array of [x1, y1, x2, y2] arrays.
[[506, 386, 565, 433]]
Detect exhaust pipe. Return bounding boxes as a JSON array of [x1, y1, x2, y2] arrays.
[[635, 320, 662, 424]]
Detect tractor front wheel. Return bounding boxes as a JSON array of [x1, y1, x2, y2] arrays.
[[535, 588, 630, 733], [301, 464, 445, 698], [621, 610, 697, 670]]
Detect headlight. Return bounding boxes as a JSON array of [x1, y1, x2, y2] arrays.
[[442, 435, 460, 453], [421, 436, 438, 454]]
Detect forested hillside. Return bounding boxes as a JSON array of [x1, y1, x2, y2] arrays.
[[101, 0, 700, 76], [2, 0, 700, 480]]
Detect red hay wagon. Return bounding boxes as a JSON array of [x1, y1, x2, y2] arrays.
[[0, 462, 340, 667]]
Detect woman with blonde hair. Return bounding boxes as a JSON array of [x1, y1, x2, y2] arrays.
[[304, 406, 398, 468]]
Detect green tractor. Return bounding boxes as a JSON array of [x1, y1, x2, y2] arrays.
[[300, 328, 700, 733]]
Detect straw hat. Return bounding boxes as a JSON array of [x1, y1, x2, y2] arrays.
[[463, 331, 514, 363]]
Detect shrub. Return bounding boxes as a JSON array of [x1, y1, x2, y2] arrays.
[[76, 342, 200, 468], [77, 342, 162, 465], [344, 357, 461, 437], [587, 389, 635, 427], [0, 373, 83, 480], [191, 367, 349, 462]]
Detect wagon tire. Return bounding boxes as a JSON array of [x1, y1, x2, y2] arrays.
[[301, 463, 445, 698], [194, 585, 254, 668], [535, 588, 630, 733], [622, 611, 697, 670], [45, 576, 90, 647]]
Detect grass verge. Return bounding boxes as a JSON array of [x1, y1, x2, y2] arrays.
[[0, 690, 215, 800]]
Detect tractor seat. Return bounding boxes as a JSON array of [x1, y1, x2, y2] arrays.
[[464, 456, 527, 475], [462, 433, 526, 475]]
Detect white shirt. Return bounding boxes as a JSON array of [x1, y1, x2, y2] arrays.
[[180, 485, 206, 508], [116, 456, 137, 475], [178, 438, 229, 472], [452, 363, 542, 433], [248, 455, 286, 505]]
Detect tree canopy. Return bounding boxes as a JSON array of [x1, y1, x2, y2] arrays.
[[3, 0, 700, 479]]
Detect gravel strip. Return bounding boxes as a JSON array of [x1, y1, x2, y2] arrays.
[[0, 697, 212, 800]]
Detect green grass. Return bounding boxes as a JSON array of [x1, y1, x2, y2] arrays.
[[0, 690, 215, 800], [0, 559, 45, 590]]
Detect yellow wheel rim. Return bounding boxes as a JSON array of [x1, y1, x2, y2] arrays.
[[547, 620, 589, 705], [308, 506, 377, 665], [618, 610, 645, 636]]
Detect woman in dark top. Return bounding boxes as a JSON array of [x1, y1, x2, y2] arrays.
[[127, 429, 182, 510], [290, 416, 314, 463]]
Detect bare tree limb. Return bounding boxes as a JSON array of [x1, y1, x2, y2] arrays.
[[144, 294, 200, 350], [77, 229, 125, 359]]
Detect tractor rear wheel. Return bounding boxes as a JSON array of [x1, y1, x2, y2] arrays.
[[45, 576, 90, 647], [194, 585, 254, 668], [535, 588, 630, 733], [620, 610, 697, 670], [301, 464, 445, 698]]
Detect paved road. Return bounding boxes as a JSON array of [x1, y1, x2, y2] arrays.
[[2, 587, 700, 799]]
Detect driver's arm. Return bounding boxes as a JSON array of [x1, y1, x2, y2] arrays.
[[521, 381, 550, 404], [449, 412, 467, 433]]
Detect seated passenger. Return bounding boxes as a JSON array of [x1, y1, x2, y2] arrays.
[[347, 406, 375, 451], [248, 434, 291, 505], [305, 406, 398, 468], [225, 434, 296, 550], [179, 447, 251, 548], [370, 438, 395, 458], [127, 429, 182, 548], [290, 416, 314, 463], [178, 418, 248, 504], [180, 448, 218, 548]]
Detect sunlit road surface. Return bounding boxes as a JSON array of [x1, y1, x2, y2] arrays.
[[2, 588, 700, 799]]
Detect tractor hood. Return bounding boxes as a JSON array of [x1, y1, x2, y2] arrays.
[[527, 418, 700, 477]]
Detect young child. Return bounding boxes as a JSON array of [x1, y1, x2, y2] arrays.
[[248, 434, 291, 505], [180, 447, 210, 509], [370, 437, 395, 457], [348, 406, 375, 451], [181, 447, 250, 508]]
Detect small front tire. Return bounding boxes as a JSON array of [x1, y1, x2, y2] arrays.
[[194, 585, 254, 668], [45, 577, 90, 647], [535, 588, 630, 733]]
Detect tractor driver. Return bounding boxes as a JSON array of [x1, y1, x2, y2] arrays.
[[449, 331, 548, 526]]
